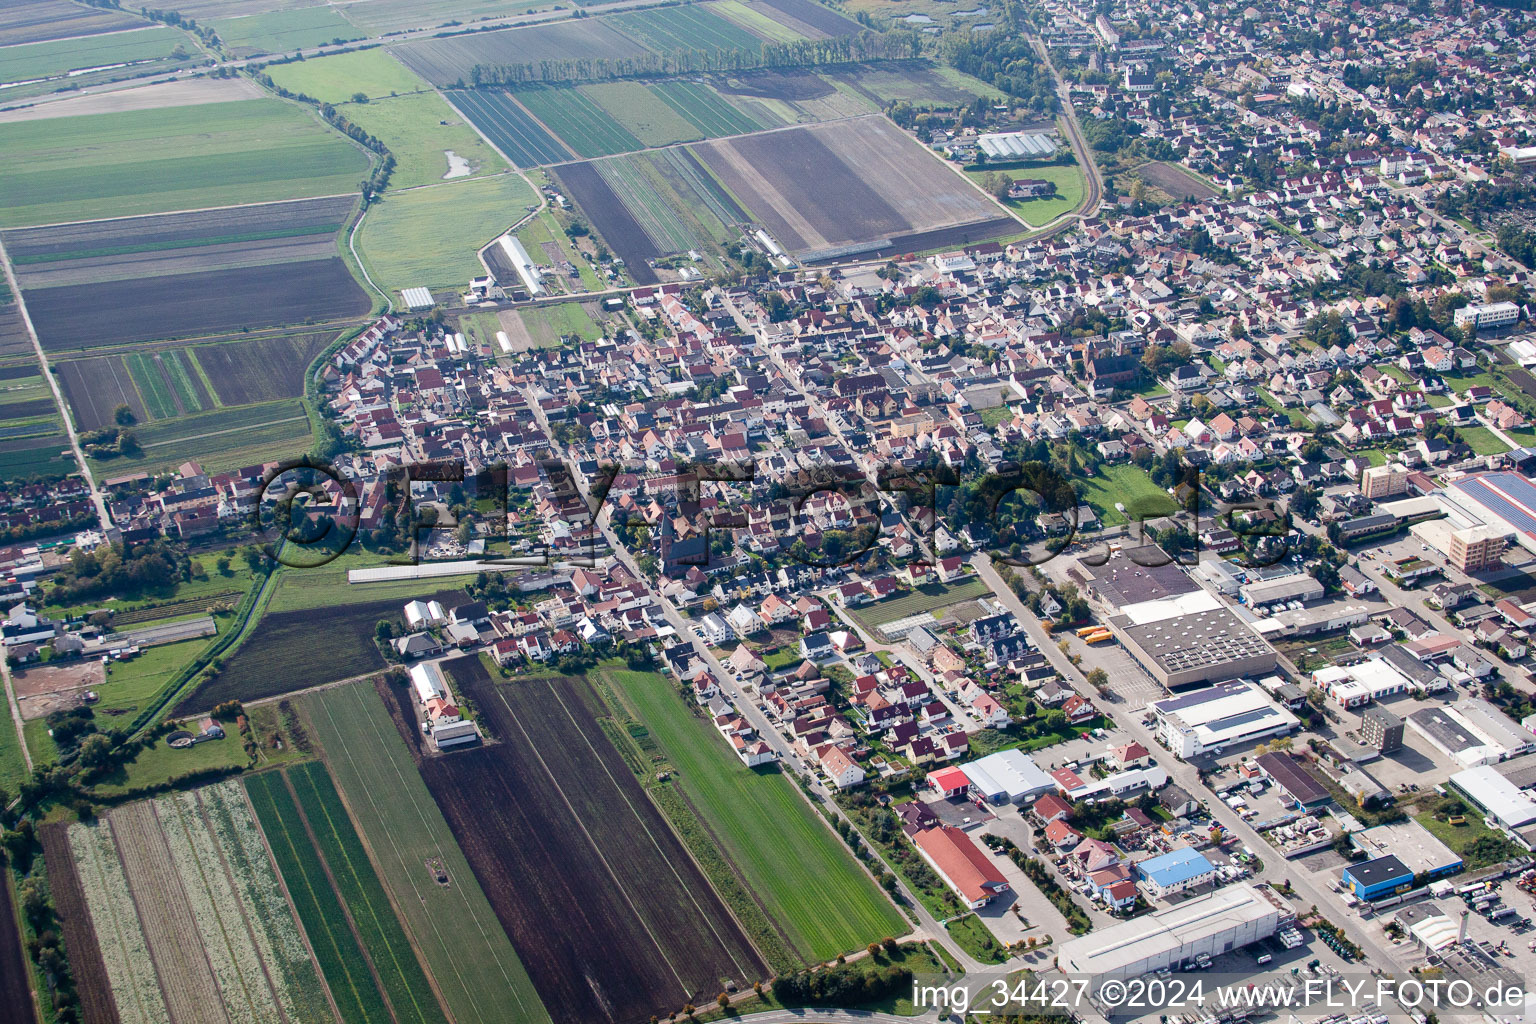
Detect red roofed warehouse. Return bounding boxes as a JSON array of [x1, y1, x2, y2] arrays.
[[913, 825, 1010, 909]]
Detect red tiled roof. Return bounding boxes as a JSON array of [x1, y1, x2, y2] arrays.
[[914, 826, 1007, 904]]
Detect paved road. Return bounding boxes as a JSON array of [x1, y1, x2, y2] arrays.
[[969, 553, 1408, 973]]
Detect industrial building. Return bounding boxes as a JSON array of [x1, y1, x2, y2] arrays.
[[1239, 574, 1324, 608], [961, 749, 1057, 804], [1151, 680, 1300, 759], [1449, 761, 1536, 833], [1351, 820, 1462, 881], [1342, 855, 1414, 900], [1360, 706, 1404, 752], [1255, 751, 1331, 807], [1313, 658, 1415, 708], [1448, 524, 1508, 572], [1114, 600, 1278, 690], [976, 131, 1057, 160], [1444, 473, 1536, 558], [1407, 699, 1534, 768], [913, 825, 1011, 909], [1136, 847, 1215, 898], [1055, 883, 1290, 977], [1072, 544, 1200, 609]]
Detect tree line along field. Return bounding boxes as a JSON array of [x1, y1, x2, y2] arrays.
[[0, 870, 31, 1024], [304, 678, 552, 1024], [5, 198, 372, 352], [0, 98, 371, 228], [434, 658, 768, 1024], [600, 667, 906, 963], [50, 781, 335, 1024]]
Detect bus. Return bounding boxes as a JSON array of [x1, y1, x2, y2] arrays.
[[1075, 625, 1103, 638], [1083, 629, 1113, 644]]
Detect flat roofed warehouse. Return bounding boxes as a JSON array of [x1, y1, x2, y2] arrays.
[[1072, 545, 1199, 610], [1255, 751, 1331, 807], [1152, 680, 1300, 758], [1446, 473, 1536, 555], [1056, 883, 1289, 977], [1113, 603, 1278, 690], [1351, 820, 1463, 879]]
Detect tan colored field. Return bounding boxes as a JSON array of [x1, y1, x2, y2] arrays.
[[13, 660, 104, 720], [0, 76, 263, 123]]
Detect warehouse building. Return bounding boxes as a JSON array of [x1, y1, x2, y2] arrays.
[[962, 749, 1057, 804], [1444, 473, 1536, 558], [1314, 658, 1415, 708], [1351, 820, 1462, 881], [913, 825, 1011, 909], [1240, 574, 1324, 608], [1407, 699, 1534, 768], [1112, 594, 1278, 690], [1136, 847, 1215, 899], [1152, 680, 1300, 759], [1056, 883, 1290, 977], [1255, 751, 1331, 807], [1449, 762, 1536, 832], [1342, 855, 1414, 901]]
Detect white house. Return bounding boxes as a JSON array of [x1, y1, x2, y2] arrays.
[[698, 612, 732, 645], [725, 603, 763, 637]]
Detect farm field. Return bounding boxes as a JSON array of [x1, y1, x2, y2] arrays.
[[0, 432, 74, 480], [592, 149, 744, 256], [213, 6, 363, 57], [244, 770, 395, 1024], [429, 659, 768, 1024], [1135, 160, 1219, 201], [552, 160, 660, 285], [85, 399, 310, 475], [515, 84, 642, 158], [711, 68, 871, 124], [0, 98, 372, 228], [711, 0, 805, 42], [0, 0, 144, 46], [825, 59, 1005, 107], [194, 330, 340, 405], [0, 292, 30, 359], [328, 92, 508, 188], [0, 699, 26, 794], [751, 0, 862, 36], [123, 351, 208, 418], [609, 4, 766, 54], [968, 162, 1085, 227], [265, 46, 426, 103], [39, 823, 119, 1024], [650, 79, 762, 136], [286, 761, 448, 1024], [854, 576, 991, 627], [0, 872, 24, 1024], [693, 115, 1007, 257], [356, 172, 536, 296], [445, 89, 574, 167], [601, 667, 905, 963], [306, 679, 552, 1024], [0, 25, 192, 85], [336, 0, 565, 35], [391, 20, 649, 87], [582, 80, 704, 147]]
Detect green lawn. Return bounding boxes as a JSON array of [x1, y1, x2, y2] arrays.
[[0, 699, 26, 795], [213, 6, 363, 57], [980, 406, 1011, 429], [601, 668, 906, 963], [967, 163, 1086, 227], [332, 92, 509, 189], [305, 680, 551, 1024], [93, 637, 212, 719], [1078, 464, 1176, 527], [858, 577, 989, 627], [1414, 810, 1521, 868], [0, 99, 371, 227], [356, 172, 536, 294], [1457, 424, 1511, 456], [265, 47, 429, 103], [946, 914, 1006, 964], [22, 715, 54, 766], [517, 301, 602, 346], [91, 720, 248, 797], [0, 25, 191, 85]]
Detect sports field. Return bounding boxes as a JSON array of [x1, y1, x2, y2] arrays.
[[355, 172, 536, 294], [0, 99, 371, 227], [265, 46, 427, 103], [305, 679, 552, 1024], [600, 667, 905, 962]]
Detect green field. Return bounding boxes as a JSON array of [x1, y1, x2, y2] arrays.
[[967, 162, 1085, 228], [517, 301, 602, 347], [610, 5, 764, 54], [334, 92, 509, 188], [90, 399, 312, 475], [711, 0, 804, 42], [287, 761, 448, 1024], [511, 209, 603, 291], [356, 172, 536, 294], [582, 81, 702, 147], [1078, 463, 1177, 527], [305, 681, 552, 1024], [601, 667, 905, 963], [0, 25, 191, 85], [649, 79, 761, 137], [265, 46, 428, 103], [856, 577, 989, 628], [1457, 424, 1511, 456], [0, 700, 26, 795], [91, 724, 248, 798], [516, 85, 642, 158], [0, 99, 371, 227], [213, 6, 363, 56], [0, 433, 74, 479], [244, 769, 395, 1024], [124, 353, 176, 419], [94, 637, 212, 721]]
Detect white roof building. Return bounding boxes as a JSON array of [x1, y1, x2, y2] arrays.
[[977, 131, 1057, 160], [1152, 680, 1300, 759], [1449, 764, 1536, 829], [1057, 883, 1287, 977], [410, 662, 447, 705], [963, 749, 1056, 804]]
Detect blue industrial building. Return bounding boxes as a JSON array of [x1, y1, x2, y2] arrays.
[[1136, 847, 1216, 898], [1342, 855, 1414, 900]]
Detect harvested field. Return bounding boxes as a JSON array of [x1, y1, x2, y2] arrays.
[[551, 161, 660, 284], [0, 0, 143, 46], [392, 21, 648, 87], [0, 99, 370, 228], [195, 330, 338, 405], [26, 259, 370, 351], [609, 5, 765, 54], [41, 823, 119, 1024], [13, 658, 104, 721], [69, 819, 168, 1024], [1136, 160, 1218, 200], [694, 116, 1002, 256], [445, 89, 573, 167], [177, 589, 462, 714], [307, 679, 552, 1024], [751, 0, 861, 36], [0, 299, 29, 358], [425, 659, 767, 1024], [0, 76, 263, 123], [57, 356, 145, 430], [0, 396, 54, 419], [0, 871, 33, 1024], [516, 84, 642, 158], [110, 800, 227, 1024]]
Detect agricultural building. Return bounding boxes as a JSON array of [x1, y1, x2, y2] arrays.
[[410, 662, 448, 704], [401, 286, 435, 310], [977, 131, 1057, 160]]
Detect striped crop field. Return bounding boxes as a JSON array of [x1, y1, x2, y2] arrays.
[[649, 80, 761, 137], [609, 5, 764, 54], [515, 84, 642, 158], [447, 89, 573, 168]]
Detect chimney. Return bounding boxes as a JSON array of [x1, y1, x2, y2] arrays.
[[1459, 910, 1470, 945]]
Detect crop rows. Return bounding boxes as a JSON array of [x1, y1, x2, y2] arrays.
[[70, 821, 168, 1024], [446, 90, 571, 168], [125, 353, 176, 419], [517, 85, 642, 159], [286, 761, 447, 1024], [596, 156, 695, 253], [160, 351, 209, 413], [610, 6, 763, 55], [244, 770, 393, 1024], [650, 80, 760, 137]]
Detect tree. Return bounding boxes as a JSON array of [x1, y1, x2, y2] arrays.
[[1086, 667, 1110, 694], [77, 733, 113, 770], [113, 404, 135, 426]]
